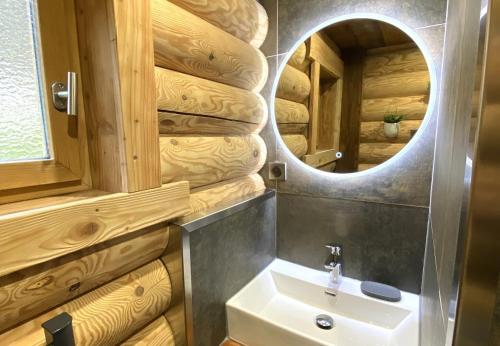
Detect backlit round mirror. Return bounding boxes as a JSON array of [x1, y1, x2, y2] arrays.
[[274, 18, 431, 173]]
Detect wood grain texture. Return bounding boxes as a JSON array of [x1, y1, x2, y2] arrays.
[[152, 0, 267, 92], [363, 70, 430, 99], [160, 135, 266, 188], [303, 149, 337, 168], [318, 79, 342, 150], [0, 162, 79, 191], [359, 120, 422, 143], [168, 0, 268, 48], [155, 67, 267, 124], [0, 182, 189, 277], [0, 261, 171, 346], [358, 143, 405, 164], [0, 226, 169, 332], [307, 61, 320, 154], [189, 174, 265, 214], [121, 316, 174, 346], [364, 47, 428, 77], [309, 33, 344, 78], [358, 163, 377, 171], [288, 42, 307, 69], [278, 123, 308, 136], [275, 98, 309, 123], [361, 95, 429, 122], [159, 112, 261, 136], [282, 135, 308, 158], [276, 64, 311, 103]]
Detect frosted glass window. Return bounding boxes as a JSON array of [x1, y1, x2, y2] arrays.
[[0, 0, 49, 162]]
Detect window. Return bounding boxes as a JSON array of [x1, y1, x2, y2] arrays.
[[0, 0, 90, 203]]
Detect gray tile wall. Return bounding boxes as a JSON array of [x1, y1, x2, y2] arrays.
[[183, 195, 276, 346], [258, 0, 446, 294]]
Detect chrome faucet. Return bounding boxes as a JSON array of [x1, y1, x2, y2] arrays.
[[324, 244, 343, 296]]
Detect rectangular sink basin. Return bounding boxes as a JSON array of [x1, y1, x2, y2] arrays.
[[226, 259, 418, 346]]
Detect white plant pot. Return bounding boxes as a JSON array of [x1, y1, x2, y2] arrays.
[[384, 122, 400, 138]]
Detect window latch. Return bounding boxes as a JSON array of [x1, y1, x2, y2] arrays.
[[51, 72, 77, 116]]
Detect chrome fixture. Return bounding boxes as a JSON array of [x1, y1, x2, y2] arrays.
[[51, 72, 77, 116], [315, 314, 335, 330], [324, 244, 342, 296]]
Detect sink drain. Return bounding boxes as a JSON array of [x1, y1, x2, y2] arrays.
[[315, 314, 335, 330]]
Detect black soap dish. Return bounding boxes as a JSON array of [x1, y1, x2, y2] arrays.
[[360, 281, 401, 302]]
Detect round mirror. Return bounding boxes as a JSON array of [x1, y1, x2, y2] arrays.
[[274, 18, 431, 173]]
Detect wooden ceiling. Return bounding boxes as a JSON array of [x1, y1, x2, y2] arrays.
[[322, 19, 414, 50]]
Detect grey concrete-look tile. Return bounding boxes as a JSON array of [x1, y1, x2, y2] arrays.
[[258, 0, 278, 57]]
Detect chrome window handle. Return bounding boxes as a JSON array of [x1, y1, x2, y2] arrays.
[[51, 72, 77, 116]]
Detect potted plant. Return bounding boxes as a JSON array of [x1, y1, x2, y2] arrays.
[[383, 114, 404, 138]]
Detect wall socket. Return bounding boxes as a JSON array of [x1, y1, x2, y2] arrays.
[[268, 161, 287, 181]]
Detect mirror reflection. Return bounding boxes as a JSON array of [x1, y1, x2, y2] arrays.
[[275, 19, 431, 173]]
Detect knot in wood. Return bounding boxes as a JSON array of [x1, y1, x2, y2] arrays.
[[135, 286, 145, 296]]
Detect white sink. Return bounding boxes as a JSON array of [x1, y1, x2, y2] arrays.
[[226, 259, 419, 346]]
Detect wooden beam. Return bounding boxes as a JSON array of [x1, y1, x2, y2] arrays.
[[151, 0, 267, 92], [168, 0, 268, 48], [307, 61, 320, 154], [358, 163, 377, 171], [190, 174, 265, 214], [303, 149, 337, 168], [121, 316, 174, 346], [0, 182, 189, 277], [278, 123, 308, 136], [337, 49, 365, 172], [75, 0, 160, 192], [359, 120, 422, 143], [363, 47, 428, 77], [317, 79, 343, 150], [277, 64, 311, 103], [0, 261, 171, 345], [156, 67, 267, 124], [282, 134, 308, 158], [288, 42, 307, 69], [159, 112, 261, 136], [160, 135, 266, 188], [0, 225, 169, 332], [361, 95, 429, 122], [363, 70, 430, 99], [358, 143, 405, 164], [275, 98, 309, 123], [309, 33, 344, 78]]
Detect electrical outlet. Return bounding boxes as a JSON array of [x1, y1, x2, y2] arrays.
[[268, 161, 287, 181]]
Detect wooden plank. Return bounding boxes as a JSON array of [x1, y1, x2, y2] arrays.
[[307, 61, 320, 154], [366, 42, 416, 56], [278, 123, 308, 136], [317, 79, 342, 150], [332, 79, 343, 151], [282, 135, 308, 158], [288, 42, 307, 69], [359, 120, 422, 143], [361, 95, 429, 122], [275, 98, 309, 123], [151, 0, 267, 92], [0, 182, 189, 277], [337, 49, 365, 172], [276, 64, 311, 103], [0, 225, 169, 332], [358, 143, 405, 164], [303, 149, 337, 168], [0, 261, 171, 346], [160, 135, 266, 188], [309, 33, 344, 78], [159, 112, 261, 136], [190, 174, 265, 214], [121, 316, 174, 346], [358, 163, 377, 171], [363, 70, 430, 99], [75, 0, 160, 192], [318, 161, 336, 172], [156, 67, 267, 124], [168, 0, 268, 48], [0, 183, 89, 206], [364, 47, 428, 77]]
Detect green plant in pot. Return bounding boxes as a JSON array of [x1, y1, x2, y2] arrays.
[[383, 114, 404, 138]]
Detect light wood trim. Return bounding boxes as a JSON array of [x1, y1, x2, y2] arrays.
[[152, 0, 268, 92], [275, 98, 309, 124], [0, 260, 172, 346], [317, 79, 343, 150], [0, 182, 189, 277], [363, 70, 430, 99], [159, 112, 262, 136], [358, 143, 405, 164], [307, 61, 320, 154], [276, 65, 311, 103], [309, 33, 344, 78], [288, 42, 307, 69], [121, 316, 174, 346], [357, 163, 377, 171], [168, 0, 268, 48], [363, 47, 428, 78], [160, 135, 266, 188], [190, 174, 265, 214], [282, 134, 308, 158], [360, 120, 422, 143], [361, 95, 429, 122], [303, 149, 337, 168], [155, 67, 267, 124], [0, 225, 169, 332], [0, 182, 89, 206]]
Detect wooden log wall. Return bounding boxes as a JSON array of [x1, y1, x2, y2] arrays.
[[358, 46, 429, 167]]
